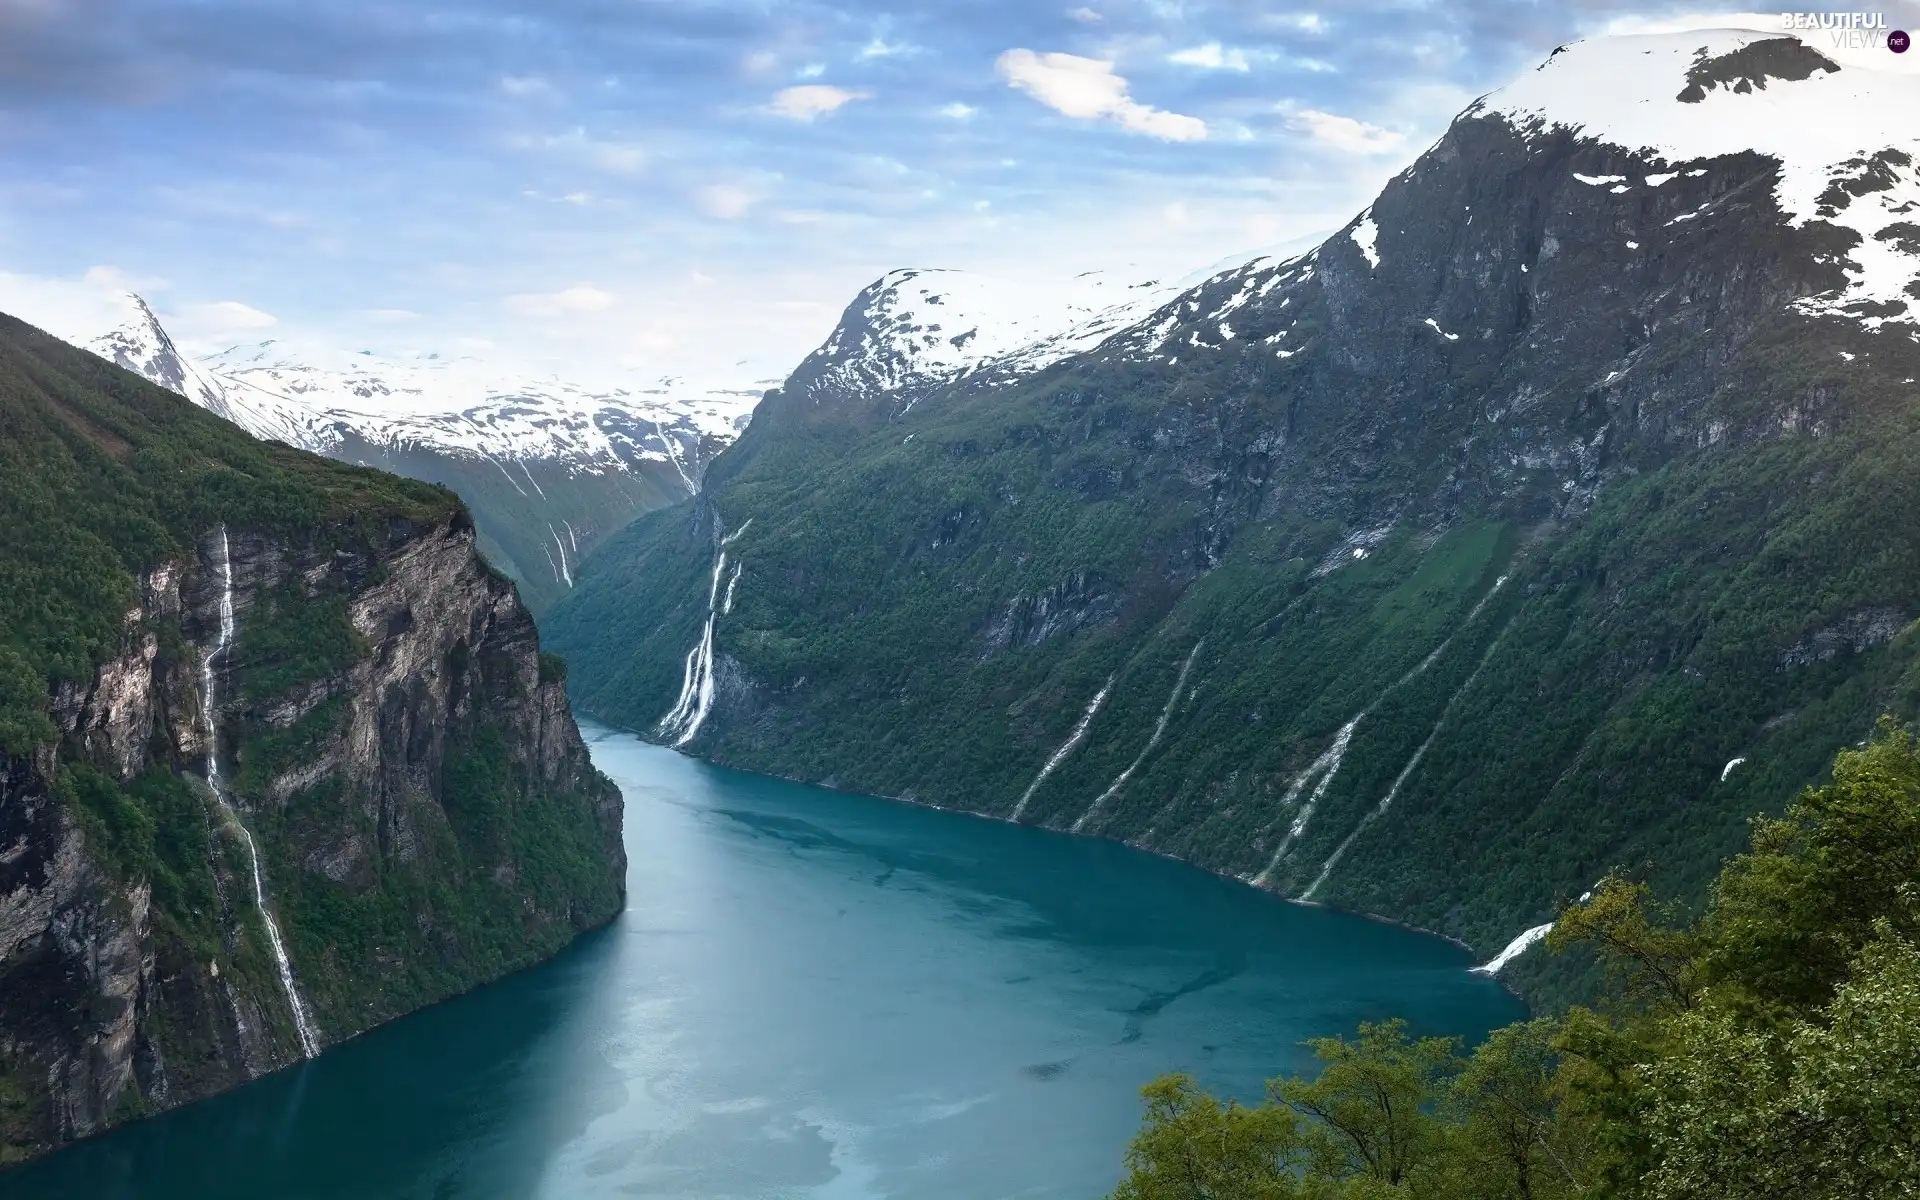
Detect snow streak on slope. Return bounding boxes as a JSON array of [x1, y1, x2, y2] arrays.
[[1472, 923, 1553, 975], [1010, 677, 1116, 822], [1475, 29, 1920, 328], [1070, 642, 1203, 833]]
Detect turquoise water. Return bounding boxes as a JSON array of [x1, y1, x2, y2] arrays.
[[8, 723, 1524, 1198]]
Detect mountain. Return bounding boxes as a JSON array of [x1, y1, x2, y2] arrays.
[[0, 311, 624, 1161], [545, 28, 1920, 1004], [77, 294, 761, 612]]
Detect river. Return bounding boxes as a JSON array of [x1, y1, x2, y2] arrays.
[[7, 722, 1525, 1198]]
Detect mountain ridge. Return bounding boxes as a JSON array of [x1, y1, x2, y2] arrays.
[[546, 29, 1920, 1003]]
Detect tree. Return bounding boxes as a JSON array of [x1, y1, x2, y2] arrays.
[[1436, 1019, 1590, 1200], [1111, 1073, 1311, 1200], [1271, 1019, 1460, 1189], [1110, 724, 1920, 1199]]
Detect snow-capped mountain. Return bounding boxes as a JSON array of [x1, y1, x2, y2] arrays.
[[548, 26, 1920, 986], [71, 292, 763, 612], [776, 266, 1182, 423]]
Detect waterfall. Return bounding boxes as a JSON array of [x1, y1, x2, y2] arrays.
[[1245, 571, 1512, 894], [200, 526, 321, 1060], [658, 520, 753, 748], [549, 525, 574, 587], [1070, 641, 1203, 834], [1248, 715, 1360, 887], [1471, 923, 1553, 975], [1009, 677, 1115, 822], [1301, 608, 1521, 902]]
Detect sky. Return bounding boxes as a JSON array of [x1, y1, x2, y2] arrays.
[[1, 0, 1916, 391]]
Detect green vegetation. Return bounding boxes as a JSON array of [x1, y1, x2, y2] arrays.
[[0, 311, 456, 750], [549, 312, 1920, 993], [236, 589, 367, 701], [0, 309, 623, 1156], [1109, 726, 1920, 1198], [264, 724, 622, 1026]]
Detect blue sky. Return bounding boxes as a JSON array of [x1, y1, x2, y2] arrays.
[[0, 1, 1891, 387]]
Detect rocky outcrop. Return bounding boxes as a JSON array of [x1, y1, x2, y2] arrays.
[[0, 513, 621, 1163]]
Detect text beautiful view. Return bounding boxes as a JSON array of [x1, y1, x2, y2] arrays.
[[1, 2, 1918, 1197]]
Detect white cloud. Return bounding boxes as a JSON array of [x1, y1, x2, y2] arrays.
[[742, 51, 778, 74], [1169, 43, 1252, 71], [81, 265, 164, 293], [1271, 12, 1329, 34], [504, 284, 617, 317], [180, 301, 277, 336], [590, 142, 646, 175], [939, 102, 978, 120], [858, 36, 912, 59], [699, 184, 755, 219], [1065, 6, 1102, 22], [768, 85, 868, 121], [0, 268, 142, 342], [1286, 108, 1405, 154], [798, 63, 826, 79], [996, 50, 1207, 142], [500, 75, 554, 98], [363, 308, 420, 323], [517, 128, 646, 175], [1594, 10, 1776, 36]]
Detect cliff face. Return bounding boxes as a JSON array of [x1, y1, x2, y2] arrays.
[[0, 313, 624, 1164], [0, 512, 622, 1160]]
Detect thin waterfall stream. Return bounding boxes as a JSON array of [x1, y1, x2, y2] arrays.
[[200, 526, 322, 1060]]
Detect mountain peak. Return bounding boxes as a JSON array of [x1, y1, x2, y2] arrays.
[[1469, 29, 1920, 328]]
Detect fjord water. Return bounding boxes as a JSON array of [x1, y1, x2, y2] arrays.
[[12, 724, 1522, 1198]]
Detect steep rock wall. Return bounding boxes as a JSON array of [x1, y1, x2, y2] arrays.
[[0, 513, 622, 1162]]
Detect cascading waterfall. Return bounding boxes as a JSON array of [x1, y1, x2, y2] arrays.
[[549, 525, 574, 587], [1248, 716, 1360, 887], [722, 561, 743, 615], [1247, 572, 1513, 892], [1009, 677, 1115, 822], [199, 526, 321, 1060], [658, 520, 753, 748], [1301, 607, 1522, 902], [1070, 641, 1203, 834], [1471, 923, 1553, 975]]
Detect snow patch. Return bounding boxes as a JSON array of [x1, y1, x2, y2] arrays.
[[1350, 216, 1381, 269]]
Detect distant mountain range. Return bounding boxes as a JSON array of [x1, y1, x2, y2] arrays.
[[544, 28, 1920, 1005], [36, 265, 1199, 610], [69, 293, 759, 611]]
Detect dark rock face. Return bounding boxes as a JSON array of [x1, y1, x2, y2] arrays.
[[0, 517, 622, 1163]]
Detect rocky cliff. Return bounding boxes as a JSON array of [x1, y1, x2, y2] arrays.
[[0, 313, 624, 1162], [546, 31, 1920, 1003]]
